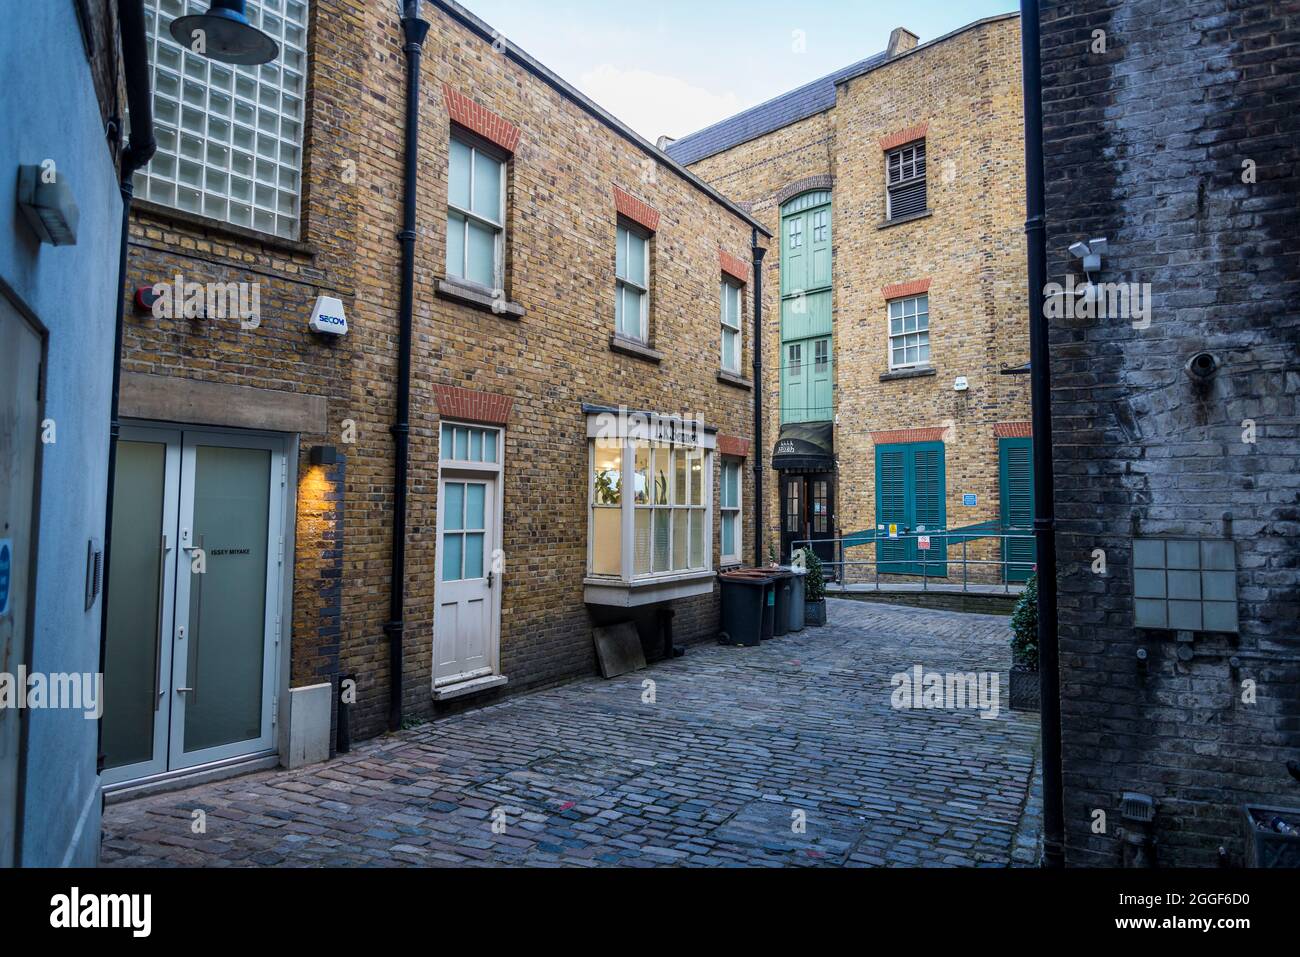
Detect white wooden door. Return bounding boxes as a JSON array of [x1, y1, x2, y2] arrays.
[[434, 474, 498, 686]]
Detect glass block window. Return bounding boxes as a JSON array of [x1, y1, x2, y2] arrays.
[[134, 0, 309, 239], [720, 278, 742, 374], [888, 294, 930, 369], [1132, 538, 1239, 633]]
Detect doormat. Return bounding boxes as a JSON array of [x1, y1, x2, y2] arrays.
[[592, 622, 647, 679]]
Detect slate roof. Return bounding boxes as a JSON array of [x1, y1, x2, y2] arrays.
[[664, 52, 887, 166]]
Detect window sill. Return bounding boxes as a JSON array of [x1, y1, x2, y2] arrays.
[[609, 333, 663, 363], [436, 279, 525, 319], [584, 569, 716, 607], [133, 198, 316, 256], [880, 365, 936, 382], [717, 369, 753, 390], [878, 208, 933, 230]]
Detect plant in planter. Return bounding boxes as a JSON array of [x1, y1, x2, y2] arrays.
[[799, 547, 827, 626], [1009, 572, 1040, 711]]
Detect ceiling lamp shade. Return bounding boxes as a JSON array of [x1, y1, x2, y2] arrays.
[[169, 0, 279, 65]]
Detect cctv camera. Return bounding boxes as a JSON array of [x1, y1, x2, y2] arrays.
[[1068, 241, 1091, 259]]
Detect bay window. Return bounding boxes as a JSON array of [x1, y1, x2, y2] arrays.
[[585, 410, 716, 606]]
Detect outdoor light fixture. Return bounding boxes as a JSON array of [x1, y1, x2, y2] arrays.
[[1068, 237, 1108, 274], [169, 0, 279, 65], [309, 445, 340, 466], [17, 164, 80, 246]]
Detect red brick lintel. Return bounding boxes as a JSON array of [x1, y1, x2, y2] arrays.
[[995, 421, 1033, 439], [613, 186, 661, 233], [879, 122, 929, 151], [717, 434, 751, 458], [443, 85, 522, 154], [719, 249, 750, 283], [432, 384, 513, 426], [871, 427, 947, 445], [882, 278, 932, 300]]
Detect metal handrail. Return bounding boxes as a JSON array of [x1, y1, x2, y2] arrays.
[[791, 528, 1035, 593]]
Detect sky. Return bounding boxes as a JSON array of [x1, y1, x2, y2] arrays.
[[457, 0, 1018, 142]]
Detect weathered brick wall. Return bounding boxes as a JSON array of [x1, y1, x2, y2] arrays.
[[121, 0, 760, 745], [1041, 0, 1300, 866], [683, 16, 1029, 578]]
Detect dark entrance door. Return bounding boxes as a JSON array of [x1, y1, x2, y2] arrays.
[[780, 472, 836, 575]]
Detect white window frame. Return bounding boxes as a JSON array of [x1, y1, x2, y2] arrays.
[[885, 140, 927, 221], [134, 0, 310, 239], [446, 130, 507, 292], [720, 457, 742, 567], [887, 293, 931, 370], [720, 277, 743, 374], [585, 420, 714, 585], [615, 220, 651, 342]]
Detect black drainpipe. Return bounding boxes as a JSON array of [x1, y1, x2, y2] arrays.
[[386, 5, 430, 732], [751, 230, 766, 568], [97, 0, 157, 773], [1021, 0, 1065, 868]]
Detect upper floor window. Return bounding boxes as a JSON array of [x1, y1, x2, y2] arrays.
[[615, 221, 650, 342], [888, 294, 930, 369], [135, 0, 309, 239], [886, 140, 927, 220], [447, 133, 506, 290], [720, 279, 742, 374]]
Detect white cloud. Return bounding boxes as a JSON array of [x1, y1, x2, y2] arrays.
[[575, 64, 744, 143]]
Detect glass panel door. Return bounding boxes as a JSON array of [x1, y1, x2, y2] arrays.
[[101, 429, 181, 786], [170, 434, 282, 770]]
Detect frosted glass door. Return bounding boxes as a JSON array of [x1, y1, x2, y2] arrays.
[[171, 434, 282, 770]]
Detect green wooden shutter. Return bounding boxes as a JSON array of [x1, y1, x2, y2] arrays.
[[876, 446, 908, 573], [912, 443, 947, 575], [781, 341, 805, 424], [809, 337, 832, 421], [1000, 438, 1036, 582]]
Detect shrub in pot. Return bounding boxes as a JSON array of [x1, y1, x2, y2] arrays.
[[1009, 572, 1040, 711], [799, 547, 827, 626]]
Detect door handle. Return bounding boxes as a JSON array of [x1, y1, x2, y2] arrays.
[[154, 533, 170, 711], [487, 570, 494, 589], [176, 687, 194, 694]]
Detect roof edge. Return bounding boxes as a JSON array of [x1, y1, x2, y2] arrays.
[[834, 11, 1021, 88], [430, 0, 771, 237]]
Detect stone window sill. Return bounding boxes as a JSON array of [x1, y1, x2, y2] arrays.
[[880, 365, 936, 382], [878, 209, 933, 230], [609, 333, 663, 363], [717, 369, 752, 390], [436, 278, 525, 319]]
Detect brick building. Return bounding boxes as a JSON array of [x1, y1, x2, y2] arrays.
[[100, 0, 765, 792], [1039, 0, 1300, 865], [668, 15, 1033, 586]]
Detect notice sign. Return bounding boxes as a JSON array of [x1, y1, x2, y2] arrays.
[[963, 494, 977, 507], [888, 524, 899, 539], [918, 536, 931, 551]]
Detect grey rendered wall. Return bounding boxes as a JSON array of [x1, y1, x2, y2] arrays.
[[0, 0, 123, 866]]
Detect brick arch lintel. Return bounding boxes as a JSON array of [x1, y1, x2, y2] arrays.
[[432, 384, 513, 426], [774, 175, 834, 209]]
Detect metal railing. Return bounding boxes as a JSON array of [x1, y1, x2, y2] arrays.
[[791, 527, 1036, 593]]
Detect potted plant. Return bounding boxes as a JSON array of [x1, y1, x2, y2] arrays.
[[1009, 572, 1040, 711], [799, 547, 827, 626]]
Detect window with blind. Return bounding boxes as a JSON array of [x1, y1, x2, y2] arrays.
[[886, 140, 927, 221], [447, 132, 506, 290], [720, 457, 742, 565], [615, 221, 650, 342], [134, 0, 309, 239], [721, 279, 742, 374]]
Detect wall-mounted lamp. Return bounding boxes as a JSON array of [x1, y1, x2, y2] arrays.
[[309, 445, 340, 466], [17, 165, 79, 246], [1069, 237, 1108, 275], [170, 0, 279, 65]]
